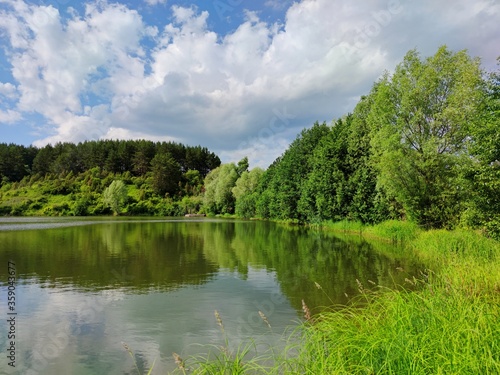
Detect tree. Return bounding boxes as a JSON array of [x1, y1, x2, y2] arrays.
[[103, 180, 128, 215], [233, 167, 264, 200], [51, 143, 82, 174], [132, 141, 155, 176], [233, 167, 264, 218], [255, 122, 331, 221], [463, 57, 500, 237], [297, 118, 350, 223], [203, 164, 239, 214], [32, 144, 56, 176], [185, 145, 221, 177], [236, 157, 249, 176], [0, 144, 31, 182], [150, 152, 182, 197], [183, 169, 203, 196], [369, 46, 484, 228]]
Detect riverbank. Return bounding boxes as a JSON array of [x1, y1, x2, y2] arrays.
[[290, 221, 500, 374], [169, 220, 500, 374]]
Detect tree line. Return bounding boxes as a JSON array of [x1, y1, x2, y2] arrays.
[[204, 46, 500, 238], [0, 139, 220, 183], [0, 140, 220, 216]]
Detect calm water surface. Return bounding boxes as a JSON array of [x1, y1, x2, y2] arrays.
[[0, 218, 420, 374]]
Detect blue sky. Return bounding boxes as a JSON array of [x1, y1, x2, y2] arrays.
[[0, 0, 499, 168]]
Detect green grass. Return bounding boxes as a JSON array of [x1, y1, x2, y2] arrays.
[[319, 219, 421, 244], [291, 276, 500, 374], [366, 220, 420, 243], [320, 219, 365, 234]]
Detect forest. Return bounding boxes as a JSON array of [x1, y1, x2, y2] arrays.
[[0, 139, 220, 216], [1, 46, 499, 238]]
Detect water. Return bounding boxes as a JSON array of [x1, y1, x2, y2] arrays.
[[0, 218, 419, 374]]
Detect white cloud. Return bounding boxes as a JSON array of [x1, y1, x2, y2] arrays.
[[264, 0, 292, 11], [102, 127, 178, 143], [0, 0, 498, 167], [0, 108, 21, 123], [0, 82, 18, 99], [144, 0, 167, 5]]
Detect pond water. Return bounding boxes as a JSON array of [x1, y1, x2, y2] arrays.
[[0, 218, 420, 374]]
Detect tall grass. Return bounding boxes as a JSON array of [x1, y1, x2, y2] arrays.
[[292, 275, 500, 374], [366, 220, 420, 243], [320, 219, 420, 243], [321, 220, 365, 234], [170, 310, 291, 375], [292, 225, 500, 374]]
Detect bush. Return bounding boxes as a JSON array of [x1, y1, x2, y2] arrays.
[[42, 203, 71, 216], [127, 201, 154, 216], [89, 202, 112, 216], [0, 205, 12, 215], [156, 200, 184, 216], [235, 193, 257, 218], [73, 197, 91, 216]]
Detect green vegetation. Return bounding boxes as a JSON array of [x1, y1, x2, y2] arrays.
[[0, 140, 220, 216], [199, 47, 500, 240], [103, 180, 127, 215], [1, 46, 499, 240], [165, 222, 499, 374], [285, 225, 500, 374]]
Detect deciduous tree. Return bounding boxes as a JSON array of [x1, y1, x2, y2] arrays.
[[103, 180, 127, 215], [369, 46, 484, 228]]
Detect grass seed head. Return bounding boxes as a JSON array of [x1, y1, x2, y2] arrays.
[[173, 352, 185, 370], [214, 310, 224, 331], [302, 299, 311, 321], [356, 279, 364, 293], [259, 310, 271, 328]]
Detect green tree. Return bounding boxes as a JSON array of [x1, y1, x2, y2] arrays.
[[369, 46, 484, 228], [32, 145, 56, 176], [256, 122, 330, 221], [150, 152, 182, 197], [132, 141, 155, 176], [346, 94, 396, 223], [233, 167, 264, 218], [236, 156, 249, 176], [183, 169, 203, 196], [232, 167, 264, 200], [463, 57, 500, 237], [297, 118, 350, 222], [0, 144, 30, 182], [203, 164, 239, 214], [103, 180, 128, 215]]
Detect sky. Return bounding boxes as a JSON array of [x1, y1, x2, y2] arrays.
[[0, 0, 499, 169]]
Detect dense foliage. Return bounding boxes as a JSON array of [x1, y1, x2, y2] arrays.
[[0, 139, 220, 216], [1, 46, 499, 237], [204, 47, 499, 238]]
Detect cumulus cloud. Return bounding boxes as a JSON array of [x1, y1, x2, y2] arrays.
[[0, 0, 498, 167]]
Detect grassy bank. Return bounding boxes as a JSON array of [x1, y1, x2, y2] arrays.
[[166, 221, 500, 374]]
